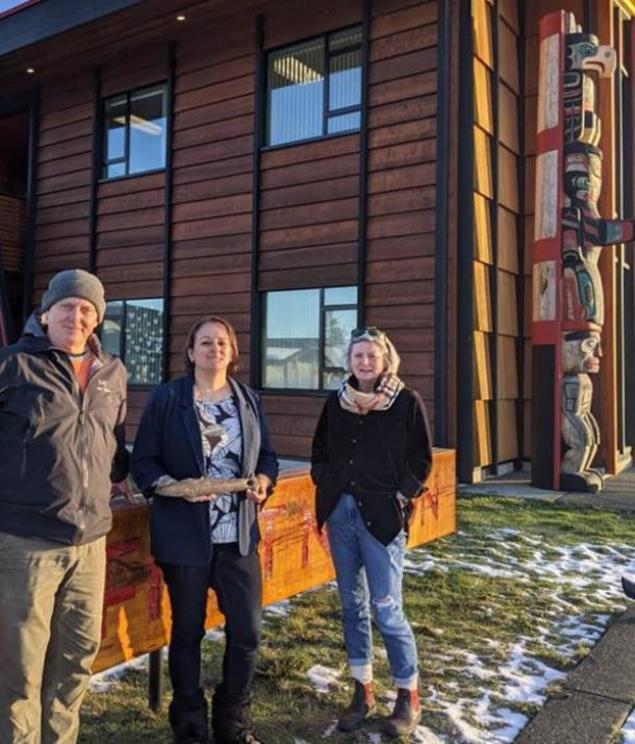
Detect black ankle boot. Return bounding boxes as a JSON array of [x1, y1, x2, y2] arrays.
[[168, 689, 209, 744], [382, 688, 421, 737], [336, 680, 376, 732]]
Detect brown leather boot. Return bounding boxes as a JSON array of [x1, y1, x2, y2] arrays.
[[381, 688, 422, 737], [336, 680, 377, 732]]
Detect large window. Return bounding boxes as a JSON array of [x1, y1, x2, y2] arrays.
[[263, 286, 358, 390], [101, 299, 164, 385], [266, 26, 362, 147], [102, 84, 167, 179]]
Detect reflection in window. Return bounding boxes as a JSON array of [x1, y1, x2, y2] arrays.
[[266, 26, 362, 147], [102, 84, 167, 179], [102, 298, 164, 384], [263, 286, 358, 390]]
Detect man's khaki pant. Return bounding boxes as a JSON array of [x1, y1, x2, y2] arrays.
[[0, 533, 106, 744]]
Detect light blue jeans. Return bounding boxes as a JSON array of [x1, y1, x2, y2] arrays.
[[326, 494, 418, 688]]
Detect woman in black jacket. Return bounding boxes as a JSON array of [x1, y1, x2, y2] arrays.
[[132, 316, 278, 744], [311, 326, 432, 738]]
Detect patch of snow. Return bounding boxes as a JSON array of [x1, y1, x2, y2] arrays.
[[89, 655, 148, 693], [307, 664, 340, 693], [264, 599, 292, 618], [620, 708, 635, 742]]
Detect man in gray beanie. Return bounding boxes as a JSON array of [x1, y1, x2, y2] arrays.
[[0, 268, 131, 744]]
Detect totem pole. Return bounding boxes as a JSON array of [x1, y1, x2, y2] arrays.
[[532, 12, 634, 492]]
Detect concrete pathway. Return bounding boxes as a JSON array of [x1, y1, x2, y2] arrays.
[[462, 466, 635, 743]]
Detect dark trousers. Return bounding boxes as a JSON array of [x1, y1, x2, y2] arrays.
[[160, 544, 262, 708]]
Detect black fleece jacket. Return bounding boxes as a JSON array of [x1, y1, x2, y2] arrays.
[[0, 314, 128, 545], [311, 385, 432, 545]]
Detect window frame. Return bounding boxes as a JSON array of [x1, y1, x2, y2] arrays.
[[263, 24, 363, 150], [100, 81, 168, 181], [101, 297, 165, 388], [260, 286, 358, 393]]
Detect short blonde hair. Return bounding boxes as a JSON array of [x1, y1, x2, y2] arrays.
[[345, 327, 401, 376]]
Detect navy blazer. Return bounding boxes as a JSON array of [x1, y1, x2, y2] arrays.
[[131, 375, 278, 565]]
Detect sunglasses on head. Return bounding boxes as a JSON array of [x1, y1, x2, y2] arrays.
[[351, 326, 385, 340]]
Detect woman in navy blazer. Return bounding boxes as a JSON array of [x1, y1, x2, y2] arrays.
[[132, 315, 278, 744]]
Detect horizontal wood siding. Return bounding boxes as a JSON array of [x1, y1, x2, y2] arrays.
[[33, 74, 93, 300], [170, 20, 255, 380], [366, 0, 438, 416]]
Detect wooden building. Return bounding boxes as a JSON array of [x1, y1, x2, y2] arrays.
[[0, 0, 633, 484]]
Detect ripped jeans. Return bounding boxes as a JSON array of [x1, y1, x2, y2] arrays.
[[326, 493, 418, 689]]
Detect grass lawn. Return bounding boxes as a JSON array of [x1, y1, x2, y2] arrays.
[[79, 497, 635, 743]]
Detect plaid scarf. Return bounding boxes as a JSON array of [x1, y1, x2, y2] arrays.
[[338, 373, 404, 415]]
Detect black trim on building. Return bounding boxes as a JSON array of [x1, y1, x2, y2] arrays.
[[22, 86, 38, 323], [456, 0, 475, 483], [356, 0, 371, 327], [88, 66, 101, 276], [161, 44, 175, 383], [250, 14, 265, 386], [433, 0, 451, 447], [0, 0, 143, 58]]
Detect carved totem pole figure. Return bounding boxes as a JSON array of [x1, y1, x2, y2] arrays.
[[532, 12, 634, 492]]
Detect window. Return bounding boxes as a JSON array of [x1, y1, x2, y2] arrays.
[[102, 84, 167, 179], [266, 26, 362, 147], [101, 299, 164, 384], [263, 286, 358, 390]]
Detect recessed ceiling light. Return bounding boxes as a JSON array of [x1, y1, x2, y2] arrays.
[[176, 14, 186, 21], [26, 67, 35, 74]]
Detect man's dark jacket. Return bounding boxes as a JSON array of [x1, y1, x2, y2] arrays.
[[311, 385, 432, 545], [130, 374, 279, 565], [0, 314, 129, 545]]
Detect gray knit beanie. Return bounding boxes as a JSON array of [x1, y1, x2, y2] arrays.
[[41, 269, 106, 323]]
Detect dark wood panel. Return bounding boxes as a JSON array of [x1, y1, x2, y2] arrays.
[[264, 0, 360, 49], [175, 27, 252, 75], [259, 198, 358, 231], [174, 74, 254, 113], [368, 94, 436, 128], [175, 54, 254, 95], [171, 252, 252, 278], [39, 86, 92, 117], [268, 433, 312, 459], [172, 194, 252, 223], [367, 232, 436, 260], [171, 272, 250, 296], [370, 25, 437, 62], [98, 262, 163, 283], [37, 219, 89, 241], [173, 114, 253, 150], [366, 256, 435, 282], [36, 235, 89, 257], [172, 134, 253, 169], [261, 134, 359, 170], [172, 173, 252, 204], [259, 264, 357, 291], [260, 154, 359, 189], [171, 215, 251, 241], [101, 58, 168, 99], [367, 186, 435, 216], [369, 47, 436, 85], [172, 155, 252, 186], [171, 292, 251, 315], [372, 0, 426, 16], [169, 312, 251, 335], [259, 242, 357, 271], [259, 220, 358, 251], [96, 225, 164, 250], [365, 302, 434, 328], [371, 2, 437, 39], [36, 201, 90, 226], [38, 186, 91, 209], [368, 140, 436, 170], [98, 189, 164, 216], [173, 94, 254, 132], [101, 281, 164, 300], [368, 72, 436, 106], [172, 234, 251, 260], [38, 170, 92, 195], [368, 119, 435, 149], [366, 211, 435, 238], [265, 413, 320, 438], [40, 101, 93, 132], [260, 176, 358, 210], [38, 153, 92, 180], [367, 163, 436, 193], [39, 118, 93, 148], [34, 252, 91, 275], [96, 244, 162, 267], [98, 207, 165, 232], [98, 172, 165, 198], [366, 280, 435, 306]]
